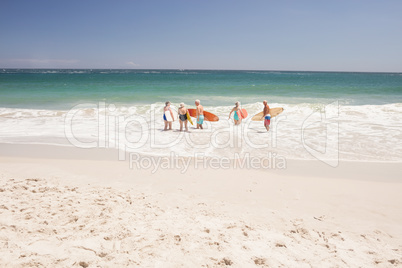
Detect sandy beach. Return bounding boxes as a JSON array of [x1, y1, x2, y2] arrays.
[[2, 0, 402, 266], [0, 144, 401, 267]]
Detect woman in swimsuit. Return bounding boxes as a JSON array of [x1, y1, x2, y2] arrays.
[[228, 101, 244, 125], [178, 102, 188, 132], [163, 101, 174, 131]]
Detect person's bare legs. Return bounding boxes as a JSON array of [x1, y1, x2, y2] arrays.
[[179, 120, 183, 131], [164, 121, 168, 131], [185, 120, 188, 131], [197, 121, 203, 129]]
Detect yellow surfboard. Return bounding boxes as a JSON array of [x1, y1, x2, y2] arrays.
[[186, 111, 194, 125]]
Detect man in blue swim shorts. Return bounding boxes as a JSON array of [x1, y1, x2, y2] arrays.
[[195, 99, 204, 129]]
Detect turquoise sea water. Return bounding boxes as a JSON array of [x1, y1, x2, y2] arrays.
[[1, 69, 401, 109], [1, 69, 402, 162]]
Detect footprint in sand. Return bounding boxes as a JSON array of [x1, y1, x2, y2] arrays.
[[174, 235, 181, 244], [253, 257, 268, 266], [275, 242, 287, 248], [219, 258, 233, 266]]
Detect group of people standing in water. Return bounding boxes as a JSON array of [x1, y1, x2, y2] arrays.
[[163, 99, 271, 132], [163, 99, 204, 132]]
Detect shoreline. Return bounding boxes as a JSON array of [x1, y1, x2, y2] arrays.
[[2, 142, 402, 163], [1, 143, 401, 182], [0, 143, 401, 266]]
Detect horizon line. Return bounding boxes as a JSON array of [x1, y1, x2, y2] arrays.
[[1, 68, 401, 74]]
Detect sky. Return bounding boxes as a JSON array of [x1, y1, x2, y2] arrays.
[[1, 0, 401, 72]]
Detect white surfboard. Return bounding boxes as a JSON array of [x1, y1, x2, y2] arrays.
[[164, 109, 176, 122]]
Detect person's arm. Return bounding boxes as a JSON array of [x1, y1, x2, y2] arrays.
[[228, 108, 234, 119], [262, 107, 267, 119]]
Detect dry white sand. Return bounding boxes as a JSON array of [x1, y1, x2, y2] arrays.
[[0, 144, 401, 267]]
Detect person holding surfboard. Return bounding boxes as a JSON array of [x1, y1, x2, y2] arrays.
[[262, 100, 271, 131], [228, 101, 245, 125], [163, 101, 174, 131], [195, 99, 204, 129], [178, 103, 189, 132]]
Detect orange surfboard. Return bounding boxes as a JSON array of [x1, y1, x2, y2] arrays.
[[238, 109, 248, 119], [188, 109, 219, 122]]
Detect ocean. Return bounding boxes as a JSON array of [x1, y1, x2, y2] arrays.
[[1, 69, 401, 163]]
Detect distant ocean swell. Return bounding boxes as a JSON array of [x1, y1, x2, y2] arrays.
[[1, 69, 401, 109]]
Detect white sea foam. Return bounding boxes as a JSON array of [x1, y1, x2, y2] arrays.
[[1, 102, 401, 162]]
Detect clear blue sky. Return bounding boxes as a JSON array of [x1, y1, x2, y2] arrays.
[[1, 0, 401, 71]]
